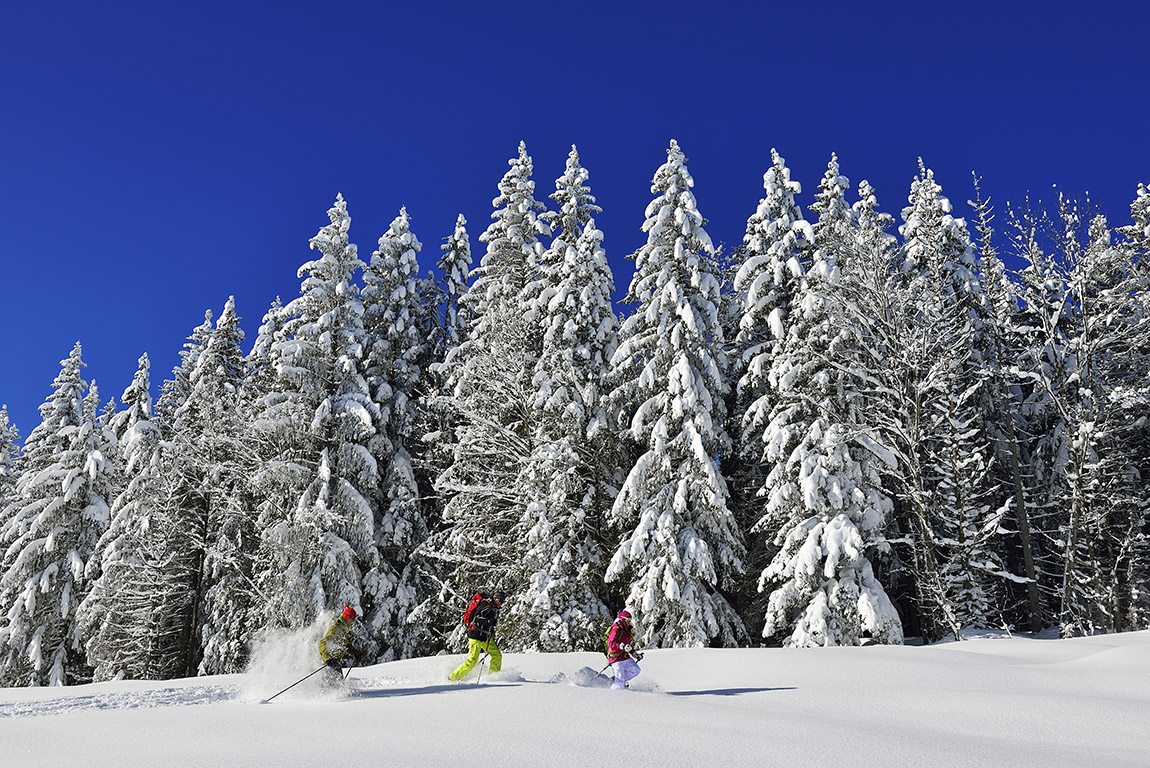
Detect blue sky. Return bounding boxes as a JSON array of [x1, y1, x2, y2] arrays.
[[2, 1, 1146, 435]]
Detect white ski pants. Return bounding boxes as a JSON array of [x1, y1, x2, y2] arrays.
[[610, 658, 640, 690]]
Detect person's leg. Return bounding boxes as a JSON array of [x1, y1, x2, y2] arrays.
[[486, 640, 502, 673], [620, 658, 641, 686], [610, 660, 626, 690], [449, 639, 483, 681]]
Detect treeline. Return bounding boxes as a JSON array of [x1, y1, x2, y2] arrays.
[[1, 141, 1147, 686]]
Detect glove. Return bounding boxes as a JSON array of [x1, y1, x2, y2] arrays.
[[325, 657, 342, 670], [622, 643, 632, 653], [633, 651, 644, 661]]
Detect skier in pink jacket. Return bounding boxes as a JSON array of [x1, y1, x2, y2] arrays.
[[606, 609, 642, 690]]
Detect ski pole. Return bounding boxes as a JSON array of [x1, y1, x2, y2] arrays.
[[476, 637, 492, 684], [262, 664, 327, 703], [582, 661, 612, 687]]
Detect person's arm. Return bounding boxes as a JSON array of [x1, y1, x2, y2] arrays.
[[318, 623, 339, 661]]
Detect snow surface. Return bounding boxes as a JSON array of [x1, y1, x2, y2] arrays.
[[1, 630, 1147, 767]]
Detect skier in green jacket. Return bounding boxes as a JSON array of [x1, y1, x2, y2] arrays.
[[319, 605, 358, 683]]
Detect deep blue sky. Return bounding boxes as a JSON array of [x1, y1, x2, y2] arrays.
[[2, 1, 1146, 436]]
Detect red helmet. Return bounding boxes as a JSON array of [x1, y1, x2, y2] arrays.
[[341, 605, 358, 622], [617, 610, 632, 622]]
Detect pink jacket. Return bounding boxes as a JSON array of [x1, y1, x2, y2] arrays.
[[606, 620, 634, 663]]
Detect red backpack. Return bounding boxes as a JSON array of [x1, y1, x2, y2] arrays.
[[462, 593, 488, 631]]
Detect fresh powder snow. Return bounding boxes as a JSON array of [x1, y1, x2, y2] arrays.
[[2, 629, 1146, 767]]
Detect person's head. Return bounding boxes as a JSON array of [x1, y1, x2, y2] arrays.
[[492, 590, 506, 606], [341, 605, 358, 624], [617, 609, 632, 626]]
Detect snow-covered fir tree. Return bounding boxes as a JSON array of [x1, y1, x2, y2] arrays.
[[422, 144, 551, 649], [541, 145, 602, 246], [434, 214, 473, 363], [1013, 199, 1150, 636], [0, 343, 112, 685], [466, 140, 551, 366], [183, 297, 259, 675], [887, 161, 1011, 640], [752, 156, 902, 647], [605, 140, 746, 647], [727, 149, 817, 624], [967, 177, 1044, 633], [505, 218, 618, 651], [252, 195, 381, 659], [155, 312, 214, 435], [77, 354, 167, 681], [361, 207, 431, 660], [729, 149, 816, 529], [0, 406, 21, 507]]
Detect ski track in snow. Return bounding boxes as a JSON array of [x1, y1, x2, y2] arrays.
[[0, 665, 641, 719], [0, 684, 239, 719]]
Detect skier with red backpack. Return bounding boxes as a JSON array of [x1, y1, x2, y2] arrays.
[[449, 590, 505, 681], [606, 609, 642, 690]]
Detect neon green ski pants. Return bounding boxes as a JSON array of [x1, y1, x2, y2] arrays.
[[449, 638, 501, 681]]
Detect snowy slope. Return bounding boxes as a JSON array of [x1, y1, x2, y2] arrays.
[[2, 631, 1147, 768]]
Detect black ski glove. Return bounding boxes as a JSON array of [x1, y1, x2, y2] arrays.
[[325, 657, 342, 670]]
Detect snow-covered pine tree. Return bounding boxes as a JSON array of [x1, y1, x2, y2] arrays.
[[0, 406, 21, 507], [252, 195, 381, 656], [541, 145, 602, 245], [727, 149, 816, 628], [155, 311, 214, 435], [522, 145, 600, 389], [890, 161, 1010, 640], [1112, 185, 1150, 629], [506, 218, 618, 651], [361, 207, 431, 660], [468, 140, 552, 367], [753, 156, 902, 647], [77, 354, 167, 680], [242, 297, 288, 438], [184, 297, 259, 675], [1117, 183, 1150, 256], [420, 144, 551, 650], [422, 214, 473, 474], [435, 214, 473, 363], [1018, 200, 1150, 636], [605, 140, 746, 648], [0, 343, 112, 685], [968, 176, 1044, 632]]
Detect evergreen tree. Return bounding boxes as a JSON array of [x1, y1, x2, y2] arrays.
[[253, 195, 381, 659], [186, 297, 258, 675], [1018, 200, 1150, 636], [505, 219, 618, 650], [754, 157, 902, 647], [77, 354, 166, 680], [422, 144, 551, 650], [890, 161, 1009, 640], [467, 140, 551, 368], [541, 145, 602, 246], [0, 344, 111, 685], [0, 406, 21, 507], [968, 176, 1044, 632], [435, 214, 473, 362], [605, 140, 746, 647], [362, 207, 431, 659], [155, 312, 214, 435], [728, 149, 816, 628]]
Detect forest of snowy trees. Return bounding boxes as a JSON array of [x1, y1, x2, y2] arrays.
[[1, 140, 1148, 686]]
